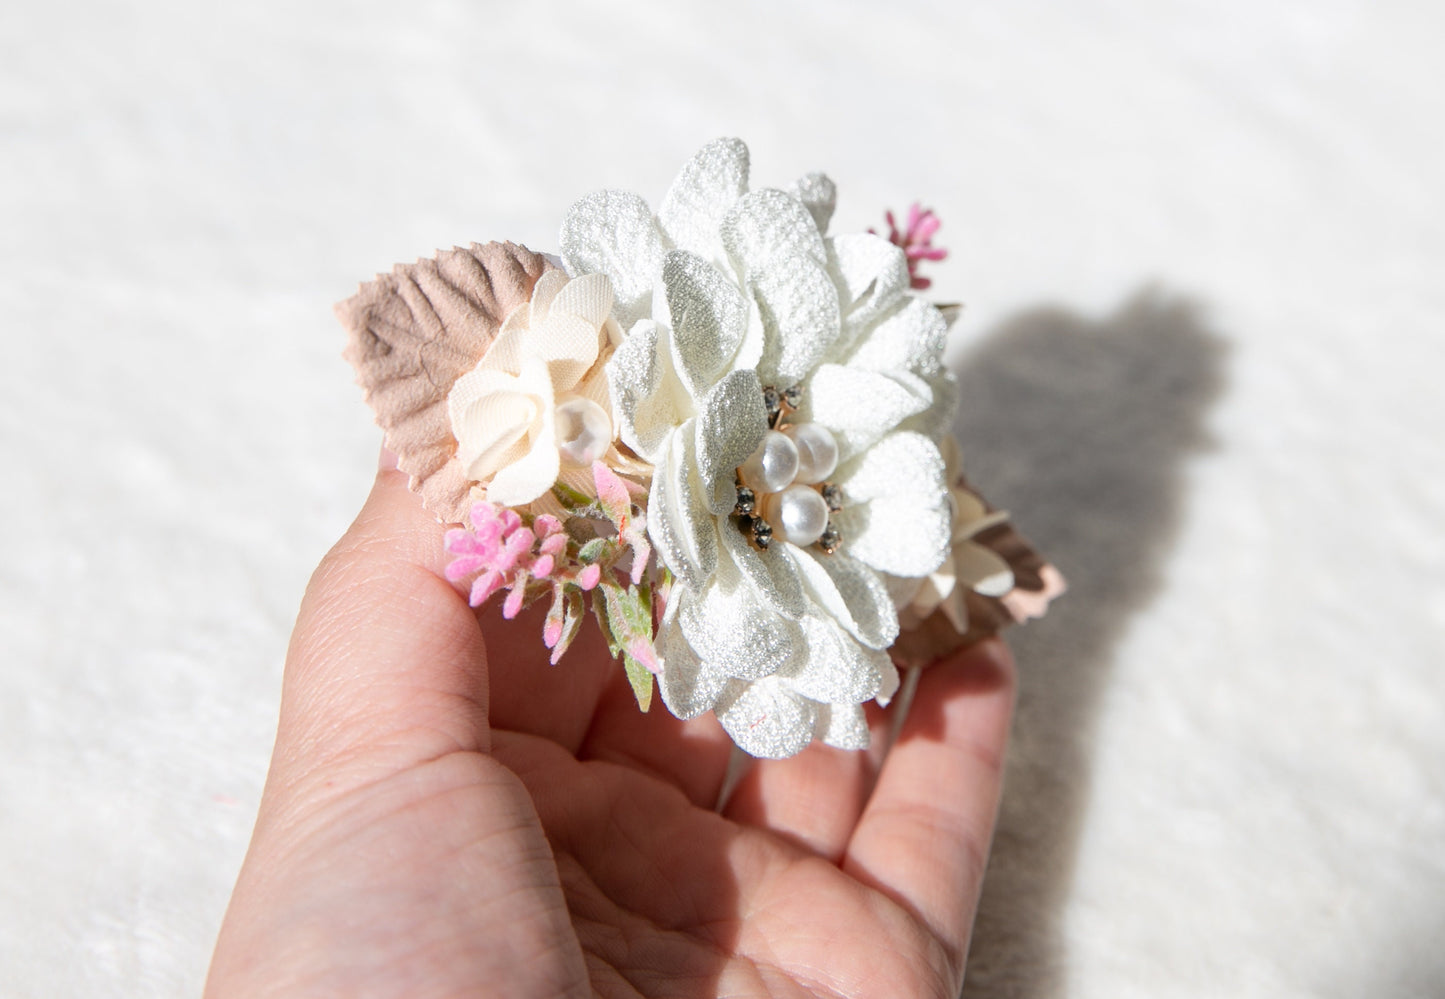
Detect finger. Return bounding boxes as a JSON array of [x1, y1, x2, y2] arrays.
[[272, 461, 491, 789], [722, 738, 875, 860], [574, 664, 737, 810], [842, 639, 1016, 974], [481, 597, 618, 754]]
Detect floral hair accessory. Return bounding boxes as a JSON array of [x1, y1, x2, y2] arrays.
[[339, 139, 1061, 759]]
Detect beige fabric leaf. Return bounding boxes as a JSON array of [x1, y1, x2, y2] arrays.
[[337, 241, 554, 523]]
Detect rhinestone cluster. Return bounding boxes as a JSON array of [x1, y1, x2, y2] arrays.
[[733, 384, 844, 554]]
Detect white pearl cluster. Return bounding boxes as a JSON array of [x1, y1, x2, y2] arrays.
[[736, 390, 841, 549]]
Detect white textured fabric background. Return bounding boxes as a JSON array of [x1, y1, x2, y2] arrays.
[[3, 1, 1442, 996]]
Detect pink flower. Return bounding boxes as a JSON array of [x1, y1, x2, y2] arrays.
[[873, 202, 948, 290]]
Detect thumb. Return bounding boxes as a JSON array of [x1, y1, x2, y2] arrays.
[[268, 454, 492, 800]]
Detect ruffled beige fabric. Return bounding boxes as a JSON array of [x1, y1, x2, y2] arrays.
[[337, 242, 554, 523]]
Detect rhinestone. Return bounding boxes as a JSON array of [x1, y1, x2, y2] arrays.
[[762, 385, 782, 419], [752, 520, 773, 549], [782, 384, 803, 410], [821, 483, 844, 511], [817, 525, 842, 554], [734, 485, 756, 515]]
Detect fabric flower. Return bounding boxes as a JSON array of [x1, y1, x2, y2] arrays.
[[897, 436, 1015, 632], [561, 138, 955, 757], [447, 270, 623, 506]]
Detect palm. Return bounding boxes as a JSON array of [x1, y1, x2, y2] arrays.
[[209, 468, 1012, 998]]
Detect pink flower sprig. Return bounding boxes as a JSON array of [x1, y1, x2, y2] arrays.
[[444, 502, 601, 619], [873, 202, 948, 290]]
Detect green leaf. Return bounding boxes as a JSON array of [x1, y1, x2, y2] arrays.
[[591, 589, 621, 659], [551, 480, 596, 512], [578, 537, 617, 566], [549, 589, 585, 665], [622, 653, 653, 712]]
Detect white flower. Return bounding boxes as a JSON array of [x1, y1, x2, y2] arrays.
[[447, 271, 622, 506], [561, 139, 955, 758], [898, 436, 1016, 632]]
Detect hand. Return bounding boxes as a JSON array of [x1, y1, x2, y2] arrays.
[[207, 457, 1016, 998]]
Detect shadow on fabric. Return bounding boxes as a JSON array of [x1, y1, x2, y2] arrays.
[[952, 289, 1229, 998]]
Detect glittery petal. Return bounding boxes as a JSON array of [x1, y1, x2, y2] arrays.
[[843, 295, 948, 379], [815, 702, 870, 751], [720, 188, 841, 386], [714, 676, 817, 759], [560, 190, 664, 330], [657, 137, 750, 264], [657, 595, 729, 719], [663, 250, 751, 397], [798, 363, 931, 462], [605, 319, 688, 464], [718, 515, 806, 619], [779, 613, 885, 703], [827, 232, 910, 344], [832, 431, 952, 578], [694, 369, 767, 514], [680, 551, 801, 680], [788, 548, 899, 650], [646, 424, 718, 589], [789, 172, 836, 234]]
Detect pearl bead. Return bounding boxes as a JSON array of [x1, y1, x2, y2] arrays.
[[784, 423, 839, 484], [760, 484, 830, 547], [740, 430, 799, 494], [554, 397, 612, 466]]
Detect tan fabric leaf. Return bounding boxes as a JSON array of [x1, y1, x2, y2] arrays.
[[337, 241, 554, 523], [891, 474, 1065, 668]]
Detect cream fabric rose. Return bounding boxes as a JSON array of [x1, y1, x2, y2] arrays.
[[447, 270, 622, 506]]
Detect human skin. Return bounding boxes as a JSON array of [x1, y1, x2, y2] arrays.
[[206, 453, 1016, 998]]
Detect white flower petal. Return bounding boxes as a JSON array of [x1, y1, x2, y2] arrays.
[[956, 540, 1015, 597], [832, 432, 952, 578], [750, 263, 844, 387], [527, 269, 571, 324], [533, 313, 604, 390], [646, 423, 718, 589], [780, 613, 886, 704], [827, 232, 910, 342], [714, 676, 817, 759], [815, 702, 871, 751], [789, 172, 836, 234], [546, 271, 615, 328], [681, 552, 801, 680], [561, 189, 664, 330], [720, 188, 841, 386], [788, 548, 899, 650], [718, 515, 806, 620], [658, 137, 750, 264], [657, 599, 729, 719], [484, 358, 561, 505], [844, 295, 948, 379], [605, 320, 688, 463], [799, 364, 931, 462], [663, 250, 750, 397], [694, 369, 767, 515]]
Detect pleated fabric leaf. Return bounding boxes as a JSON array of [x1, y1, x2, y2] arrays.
[[337, 241, 554, 523]]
